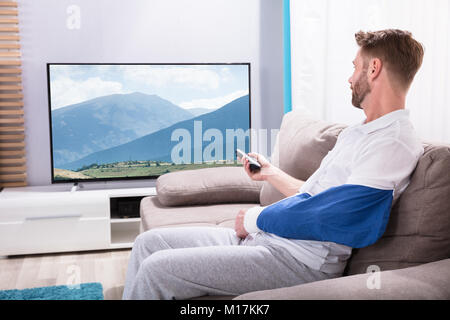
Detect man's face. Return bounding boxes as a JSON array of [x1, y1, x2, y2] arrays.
[[348, 51, 371, 109]]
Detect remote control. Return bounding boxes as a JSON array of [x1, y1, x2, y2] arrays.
[[235, 149, 262, 172]]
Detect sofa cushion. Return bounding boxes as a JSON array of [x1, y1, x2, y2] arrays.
[[345, 143, 450, 275], [140, 196, 259, 231], [234, 258, 450, 300], [156, 166, 263, 207], [260, 110, 346, 206]]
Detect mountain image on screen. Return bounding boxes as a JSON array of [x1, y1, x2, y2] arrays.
[[52, 93, 250, 180], [51, 92, 196, 167]]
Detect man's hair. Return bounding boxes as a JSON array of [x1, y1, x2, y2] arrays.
[[355, 29, 424, 90]]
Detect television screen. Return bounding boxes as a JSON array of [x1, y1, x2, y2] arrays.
[[47, 63, 251, 183]]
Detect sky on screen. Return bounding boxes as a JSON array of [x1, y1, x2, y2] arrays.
[[49, 64, 249, 111]]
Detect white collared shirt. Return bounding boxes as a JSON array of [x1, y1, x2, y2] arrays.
[[244, 109, 424, 273], [300, 109, 424, 201]]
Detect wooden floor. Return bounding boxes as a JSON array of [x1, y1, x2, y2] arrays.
[[0, 249, 131, 300]]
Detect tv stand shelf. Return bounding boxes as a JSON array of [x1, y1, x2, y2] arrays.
[[0, 185, 156, 256]]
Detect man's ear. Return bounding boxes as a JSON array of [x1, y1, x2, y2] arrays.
[[367, 58, 382, 81]]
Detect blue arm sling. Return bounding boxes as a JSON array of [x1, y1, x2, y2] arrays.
[[256, 184, 393, 248]]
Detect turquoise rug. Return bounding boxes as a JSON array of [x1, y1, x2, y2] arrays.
[[0, 282, 104, 300]]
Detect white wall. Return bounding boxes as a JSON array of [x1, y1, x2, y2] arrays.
[[290, 0, 450, 144], [18, 0, 283, 187]]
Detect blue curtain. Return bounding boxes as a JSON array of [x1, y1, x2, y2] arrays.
[[283, 0, 292, 114]]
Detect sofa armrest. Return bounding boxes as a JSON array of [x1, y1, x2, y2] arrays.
[[234, 259, 450, 300], [156, 166, 264, 207]]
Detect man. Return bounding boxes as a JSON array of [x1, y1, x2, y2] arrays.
[[122, 29, 425, 300]]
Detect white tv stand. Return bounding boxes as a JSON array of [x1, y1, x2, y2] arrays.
[[0, 185, 156, 256]]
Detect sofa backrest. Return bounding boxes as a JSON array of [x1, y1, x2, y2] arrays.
[[259, 110, 346, 205], [263, 110, 450, 275]]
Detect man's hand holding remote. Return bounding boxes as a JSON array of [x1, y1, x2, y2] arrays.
[[239, 152, 275, 181], [239, 152, 305, 198]]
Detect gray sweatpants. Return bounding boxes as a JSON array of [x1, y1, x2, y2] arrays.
[[122, 227, 337, 300]]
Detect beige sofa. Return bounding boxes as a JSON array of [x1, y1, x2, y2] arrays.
[[140, 110, 450, 299]]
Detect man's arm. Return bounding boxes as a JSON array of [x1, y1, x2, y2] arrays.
[[241, 153, 304, 197], [239, 138, 421, 246], [235, 184, 394, 247], [254, 185, 394, 248], [234, 209, 249, 239], [235, 152, 304, 239]]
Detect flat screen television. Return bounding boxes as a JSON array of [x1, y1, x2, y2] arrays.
[[47, 63, 251, 183]]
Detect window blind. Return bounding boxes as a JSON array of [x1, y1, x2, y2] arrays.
[[0, 1, 26, 188]]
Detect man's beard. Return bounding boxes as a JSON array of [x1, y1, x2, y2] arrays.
[[351, 71, 371, 109]]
